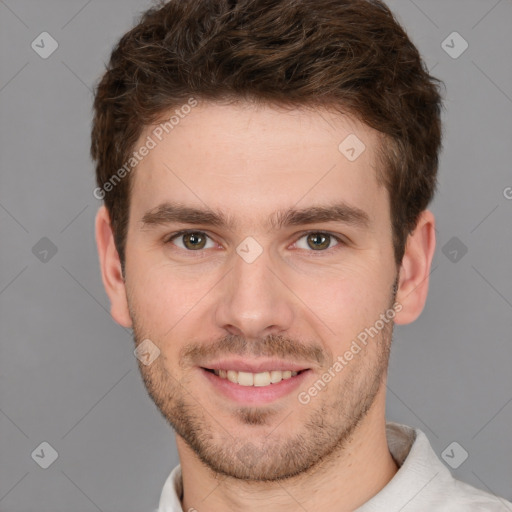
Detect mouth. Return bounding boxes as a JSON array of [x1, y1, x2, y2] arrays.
[[199, 362, 312, 404], [202, 368, 307, 387]]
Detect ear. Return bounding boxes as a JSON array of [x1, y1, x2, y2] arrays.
[[394, 209, 436, 325], [95, 206, 133, 328]]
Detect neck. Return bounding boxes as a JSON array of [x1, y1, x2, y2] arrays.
[[177, 398, 398, 511]]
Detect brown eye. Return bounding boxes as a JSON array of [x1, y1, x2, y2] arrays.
[[295, 232, 342, 252], [182, 232, 207, 250], [306, 233, 331, 250], [168, 231, 213, 251]]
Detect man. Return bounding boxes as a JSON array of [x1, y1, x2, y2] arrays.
[[91, 0, 511, 510]]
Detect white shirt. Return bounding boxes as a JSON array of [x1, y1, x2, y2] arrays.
[[157, 422, 511, 511]]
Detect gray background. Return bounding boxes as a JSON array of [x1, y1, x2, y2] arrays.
[[1, 0, 511, 511]]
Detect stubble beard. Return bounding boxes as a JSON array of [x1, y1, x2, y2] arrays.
[[132, 312, 394, 482]]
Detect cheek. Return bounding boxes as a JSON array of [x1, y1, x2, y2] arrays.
[[126, 258, 217, 334], [288, 262, 392, 336]]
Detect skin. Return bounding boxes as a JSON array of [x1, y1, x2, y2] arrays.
[[96, 101, 436, 511]]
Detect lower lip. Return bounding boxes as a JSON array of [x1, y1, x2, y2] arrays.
[[200, 368, 311, 405]]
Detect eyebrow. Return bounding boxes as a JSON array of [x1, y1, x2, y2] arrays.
[[140, 201, 370, 231]]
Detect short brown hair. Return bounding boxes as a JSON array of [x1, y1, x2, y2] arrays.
[[91, 0, 444, 269]]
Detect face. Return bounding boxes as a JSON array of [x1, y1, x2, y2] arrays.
[[122, 102, 400, 480]]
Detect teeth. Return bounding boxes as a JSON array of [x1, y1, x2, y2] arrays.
[[253, 371, 270, 387], [237, 371, 253, 386], [211, 369, 299, 386], [270, 370, 283, 383]]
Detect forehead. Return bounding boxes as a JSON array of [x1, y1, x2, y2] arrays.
[[129, 101, 387, 228]]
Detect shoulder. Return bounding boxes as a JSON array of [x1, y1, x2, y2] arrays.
[[428, 478, 511, 511], [359, 423, 512, 512]]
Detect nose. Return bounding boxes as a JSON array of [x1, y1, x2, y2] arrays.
[[214, 246, 295, 340]]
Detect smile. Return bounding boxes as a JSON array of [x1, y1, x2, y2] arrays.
[[207, 369, 301, 387], [201, 366, 310, 404]]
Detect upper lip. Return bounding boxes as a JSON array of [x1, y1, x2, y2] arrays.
[[200, 358, 311, 373]]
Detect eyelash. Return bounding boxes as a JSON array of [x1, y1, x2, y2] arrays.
[[164, 229, 346, 255]]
